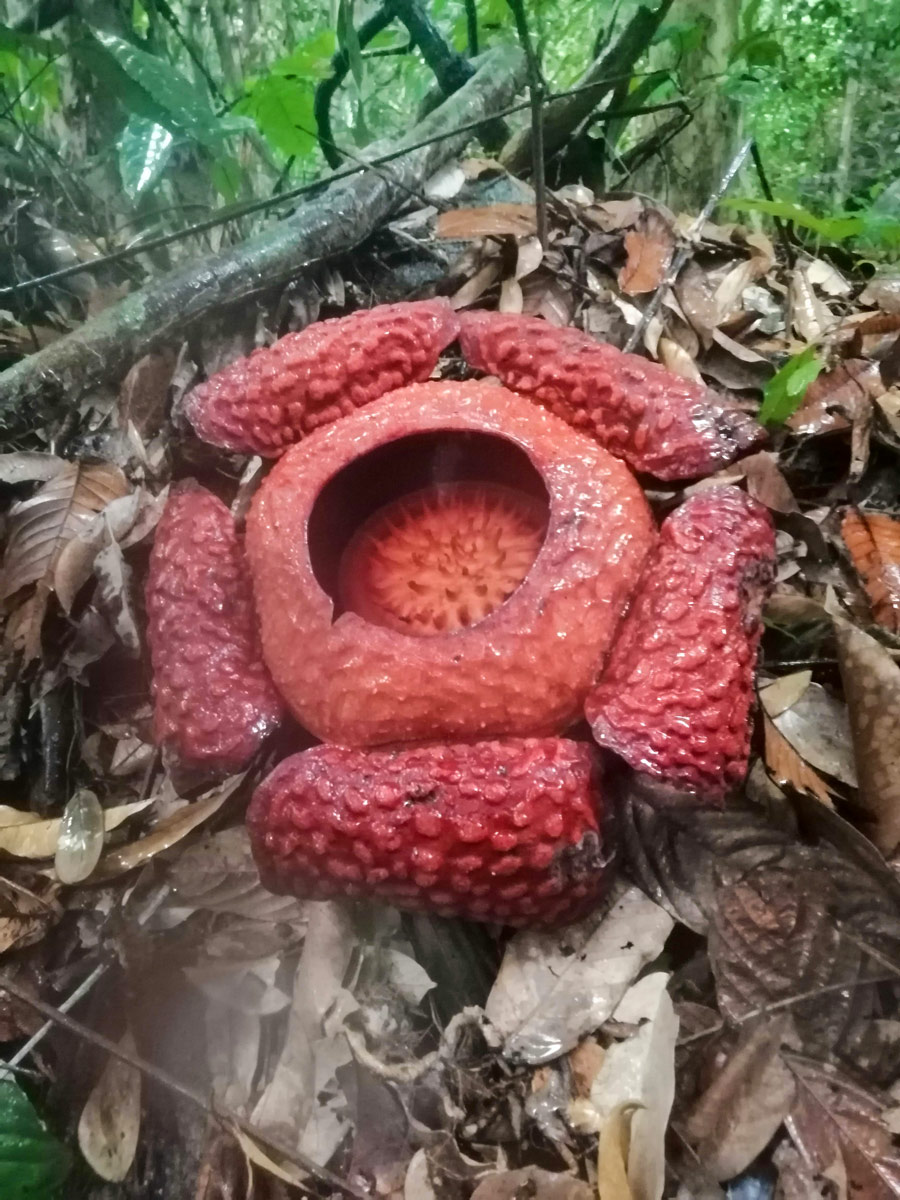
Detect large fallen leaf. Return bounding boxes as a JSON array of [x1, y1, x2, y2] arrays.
[[0, 453, 67, 485], [834, 618, 900, 855], [436, 204, 537, 240], [684, 1017, 796, 1181], [618, 210, 673, 296], [167, 826, 308, 923], [588, 973, 678, 1200], [90, 776, 242, 880], [785, 1054, 900, 1198], [78, 1030, 141, 1182], [485, 883, 673, 1064], [842, 510, 900, 633], [0, 462, 129, 602], [708, 864, 871, 1059], [0, 799, 151, 860]]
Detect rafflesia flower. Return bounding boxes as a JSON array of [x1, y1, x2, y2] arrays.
[[146, 300, 774, 926]]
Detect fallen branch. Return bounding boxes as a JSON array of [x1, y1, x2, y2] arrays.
[[0, 44, 525, 437]]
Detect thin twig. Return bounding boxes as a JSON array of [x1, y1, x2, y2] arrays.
[[623, 137, 754, 354], [464, 0, 479, 55], [0, 972, 367, 1200], [506, 0, 548, 249]]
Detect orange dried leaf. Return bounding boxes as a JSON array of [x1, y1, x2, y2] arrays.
[[436, 204, 537, 240], [842, 509, 900, 632], [763, 715, 834, 806], [618, 211, 673, 296]]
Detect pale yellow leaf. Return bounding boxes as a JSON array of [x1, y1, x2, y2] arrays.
[[597, 1104, 638, 1200], [78, 1031, 141, 1182], [0, 800, 152, 860]]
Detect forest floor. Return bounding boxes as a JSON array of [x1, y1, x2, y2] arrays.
[[0, 156, 900, 1200]]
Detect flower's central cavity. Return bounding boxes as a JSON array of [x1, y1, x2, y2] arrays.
[[337, 482, 547, 635], [307, 429, 551, 635]]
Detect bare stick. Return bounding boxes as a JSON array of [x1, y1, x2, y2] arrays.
[[0, 971, 367, 1200], [623, 137, 753, 355], [506, 0, 548, 249]]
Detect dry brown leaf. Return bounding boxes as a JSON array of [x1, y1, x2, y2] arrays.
[[763, 715, 834, 805], [842, 510, 900, 633], [78, 1030, 141, 1182], [708, 864, 868, 1059], [0, 461, 129, 603], [117, 349, 175, 437], [450, 260, 503, 309], [786, 1054, 900, 1198], [0, 877, 61, 954], [0, 799, 151, 860], [788, 359, 880, 435], [618, 210, 673, 296], [231, 1124, 307, 1189], [515, 235, 544, 279], [673, 261, 719, 344], [738, 451, 798, 514], [597, 1103, 638, 1200], [436, 204, 537, 240], [499, 277, 524, 314], [772, 1140, 833, 1200], [54, 490, 142, 615], [834, 618, 900, 856], [807, 258, 851, 297], [765, 681, 856, 787], [684, 1017, 796, 1181], [789, 267, 836, 341], [760, 672, 813, 718], [568, 1039, 606, 1100], [90, 776, 242, 880]]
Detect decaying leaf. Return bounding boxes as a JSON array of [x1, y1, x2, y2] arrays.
[[789, 266, 836, 341], [787, 358, 880, 434], [834, 617, 900, 855], [684, 1017, 796, 1181], [0, 799, 151, 860], [0, 453, 67, 485], [0, 877, 61, 954], [786, 1054, 900, 1197], [485, 883, 674, 1064], [77, 1030, 141, 1182], [0, 462, 129, 603], [586, 973, 678, 1200], [55, 788, 105, 884], [842, 510, 900, 633], [762, 676, 856, 789], [90, 775, 243, 880]]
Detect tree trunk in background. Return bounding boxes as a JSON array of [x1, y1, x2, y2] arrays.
[[631, 0, 741, 210]]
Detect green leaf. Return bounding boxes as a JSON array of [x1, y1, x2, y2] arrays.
[[759, 346, 825, 426], [721, 198, 865, 242], [0, 1080, 70, 1199], [272, 29, 337, 79], [78, 31, 252, 147], [118, 117, 174, 197], [652, 19, 708, 54], [0, 23, 62, 56], [235, 75, 317, 158]]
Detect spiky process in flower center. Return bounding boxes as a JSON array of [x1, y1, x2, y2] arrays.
[[337, 482, 548, 635]]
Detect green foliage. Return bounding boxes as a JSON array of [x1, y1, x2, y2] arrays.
[[236, 29, 335, 159], [723, 198, 900, 252], [0, 1080, 70, 1200], [759, 346, 825, 426], [118, 117, 175, 198], [79, 31, 252, 147]]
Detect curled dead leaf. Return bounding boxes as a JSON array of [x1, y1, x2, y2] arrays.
[[0, 877, 61, 954], [763, 715, 834, 806], [618, 210, 673, 296], [436, 204, 537, 240]]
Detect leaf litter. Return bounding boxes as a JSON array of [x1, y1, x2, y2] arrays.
[[1, 160, 900, 1200]]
